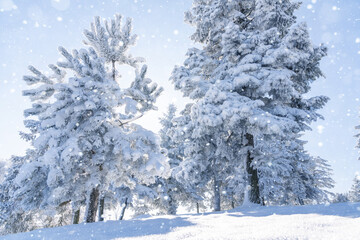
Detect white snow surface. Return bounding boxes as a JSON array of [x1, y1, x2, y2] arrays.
[[2, 202, 360, 240]]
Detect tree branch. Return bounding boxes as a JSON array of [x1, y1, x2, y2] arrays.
[[116, 113, 144, 127]]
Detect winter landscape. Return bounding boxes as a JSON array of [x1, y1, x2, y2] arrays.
[[0, 0, 360, 239]]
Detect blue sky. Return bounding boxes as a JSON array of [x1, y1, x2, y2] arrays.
[[0, 0, 360, 193]]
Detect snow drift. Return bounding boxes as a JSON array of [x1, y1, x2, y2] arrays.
[[2, 202, 360, 240]]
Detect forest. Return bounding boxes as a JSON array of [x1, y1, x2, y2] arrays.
[[0, 0, 359, 238]]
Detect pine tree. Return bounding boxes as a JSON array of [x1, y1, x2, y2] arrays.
[[157, 104, 201, 214], [3, 14, 168, 230], [127, 104, 200, 216], [0, 154, 53, 235], [307, 156, 335, 203], [159, 105, 179, 170], [255, 137, 334, 205], [332, 193, 349, 203], [169, 104, 211, 210], [0, 156, 26, 234], [353, 122, 360, 203], [171, 0, 332, 209], [349, 175, 360, 202], [157, 104, 180, 214], [0, 160, 8, 184]]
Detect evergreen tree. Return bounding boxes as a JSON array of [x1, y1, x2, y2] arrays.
[[307, 156, 335, 203], [3, 14, 168, 231], [255, 137, 334, 205], [171, 0, 331, 209], [170, 104, 211, 211], [332, 193, 349, 203], [0, 155, 27, 234], [353, 123, 360, 202], [157, 104, 201, 214], [0, 154, 62, 235], [157, 104, 180, 214], [349, 175, 360, 202], [159, 104, 179, 171], [0, 160, 8, 184]]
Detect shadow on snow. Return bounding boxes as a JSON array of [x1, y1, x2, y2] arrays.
[[223, 202, 360, 219], [2, 217, 194, 240]]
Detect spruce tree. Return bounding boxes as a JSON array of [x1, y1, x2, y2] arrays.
[[157, 104, 201, 214], [171, 0, 332, 209], [158, 104, 180, 214], [353, 123, 360, 202], [0, 160, 8, 184], [349, 175, 360, 202], [332, 193, 349, 203]]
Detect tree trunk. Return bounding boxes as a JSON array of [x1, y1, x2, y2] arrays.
[[112, 60, 116, 81], [85, 187, 100, 223], [213, 175, 221, 211], [196, 202, 200, 214], [167, 192, 177, 215], [98, 197, 105, 221], [245, 133, 261, 204], [73, 209, 80, 224], [231, 200, 235, 209], [119, 198, 128, 220]]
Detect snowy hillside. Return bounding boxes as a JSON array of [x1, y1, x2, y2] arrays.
[[2, 202, 360, 240]]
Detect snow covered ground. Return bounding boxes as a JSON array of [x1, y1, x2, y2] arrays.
[[1, 202, 360, 240]]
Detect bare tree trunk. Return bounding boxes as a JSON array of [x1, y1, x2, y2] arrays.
[[245, 133, 261, 204], [85, 187, 100, 223], [214, 175, 221, 211], [73, 209, 80, 224], [119, 198, 128, 221], [98, 197, 105, 221], [196, 202, 200, 214]]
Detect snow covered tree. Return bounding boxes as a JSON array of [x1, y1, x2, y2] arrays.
[[159, 104, 179, 170], [332, 193, 349, 203], [83, 15, 144, 81], [157, 104, 201, 214], [155, 104, 180, 214], [168, 104, 211, 211], [171, 0, 332, 209], [0, 154, 59, 235], [0, 160, 8, 184], [306, 156, 334, 203], [3, 14, 168, 230], [124, 104, 202, 216], [82, 15, 168, 219], [349, 175, 360, 202], [353, 123, 360, 202], [0, 155, 27, 235], [255, 136, 334, 205]]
